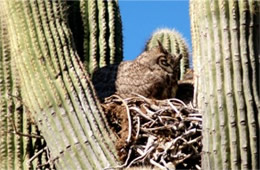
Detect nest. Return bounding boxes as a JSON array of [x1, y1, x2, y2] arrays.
[[102, 94, 202, 170]]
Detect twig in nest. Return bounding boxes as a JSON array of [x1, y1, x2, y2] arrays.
[[135, 117, 141, 139], [113, 95, 132, 143], [130, 107, 154, 122], [127, 144, 156, 169], [150, 159, 167, 170], [167, 100, 182, 118], [104, 148, 133, 170], [104, 94, 202, 169], [169, 98, 188, 107]]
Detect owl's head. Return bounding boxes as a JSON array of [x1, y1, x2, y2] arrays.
[[136, 41, 182, 73]]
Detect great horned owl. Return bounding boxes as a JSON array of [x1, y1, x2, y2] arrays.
[[92, 41, 182, 100]]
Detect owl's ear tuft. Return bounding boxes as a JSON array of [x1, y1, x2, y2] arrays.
[[157, 40, 166, 53], [175, 54, 183, 63]]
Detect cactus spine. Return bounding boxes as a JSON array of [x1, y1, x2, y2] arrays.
[[0, 7, 49, 169], [2, 0, 119, 169], [0, 10, 19, 170], [190, 0, 259, 169], [145, 28, 189, 80], [68, 0, 123, 75]]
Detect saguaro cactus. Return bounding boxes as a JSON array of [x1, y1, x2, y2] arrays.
[[1, 0, 119, 169], [0, 9, 48, 169], [145, 28, 189, 80], [68, 0, 123, 75], [190, 0, 259, 169]]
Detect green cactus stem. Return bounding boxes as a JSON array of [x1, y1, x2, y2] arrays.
[[190, 0, 259, 169], [0, 5, 51, 169], [145, 28, 189, 80], [68, 0, 123, 75], [2, 0, 119, 169]]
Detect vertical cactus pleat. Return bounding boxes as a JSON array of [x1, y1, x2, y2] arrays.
[[145, 28, 189, 80], [0, 6, 47, 169], [2, 0, 118, 169], [77, 0, 123, 75], [190, 0, 259, 169], [0, 9, 14, 169]]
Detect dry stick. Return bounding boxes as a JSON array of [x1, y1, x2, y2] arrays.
[[130, 107, 154, 122], [161, 156, 174, 169], [144, 135, 156, 152], [6, 115, 42, 139], [188, 113, 202, 117], [167, 100, 181, 116], [139, 136, 158, 162], [186, 117, 203, 122], [36, 156, 58, 169], [160, 115, 179, 121], [183, 128, 197, 137], [187, 136, 202, 145], [125, 136, 156, 168], [7, 94, 43, 138], [27, 146, 48, 165], [169, 98, 188, 107], [8, 94, 35, 122], [150, 159, 167, 170], [142, 120, 154, 128], [142, 104, 158, 116], [141, 125, 173, 132], [158, 115, 164, 124], [195, 164, 202, 170], [164, 136, 186, 154], [37, 161, 51, 168], [135, 116, 140, 139], [130, 93, 161, 111], [113, 95, 132, 143], [104, 148, 133, 170], [143, 104, 167, 118], [131, 93, 151, 103], [175, 153, 193, 164], [126, 145, 156, 169]]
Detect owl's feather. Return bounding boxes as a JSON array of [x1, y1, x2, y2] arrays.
[[92, 42, 181, 100]]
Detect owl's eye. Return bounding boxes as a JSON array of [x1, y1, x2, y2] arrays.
[[160, 58, 170, 67]]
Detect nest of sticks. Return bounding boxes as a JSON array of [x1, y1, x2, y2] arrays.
[[102, 94, 202, 170]]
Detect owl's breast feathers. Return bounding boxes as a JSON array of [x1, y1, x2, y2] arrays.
[[115, 62, 178, 99]]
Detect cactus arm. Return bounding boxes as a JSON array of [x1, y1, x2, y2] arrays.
[[79, 0, 90, 70], [190, 0, 259, 169], [229, 1, 249, 169], [77, 0, 123, 75], [87, 0, 99, 74], [211, 1, 231, 169], [96, 0, 123, 66], [97, 0, 108, 67], [0, 8, 24, 170], [107, 0, 116, 64], [0, 10, 12, 169], [3, 0, 118, 169], [238, 1, 259, 168], [0, 5, 44, 169], [114, 0, 123, 64]]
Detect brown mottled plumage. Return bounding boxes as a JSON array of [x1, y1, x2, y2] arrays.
[[92, 41, 182, 100]]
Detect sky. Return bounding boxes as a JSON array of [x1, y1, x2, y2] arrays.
[[118, 1, 191, 62]]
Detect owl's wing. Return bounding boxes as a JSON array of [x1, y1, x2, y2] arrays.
[[92, 64, 119, 100], [116, 62, 166, 98]]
